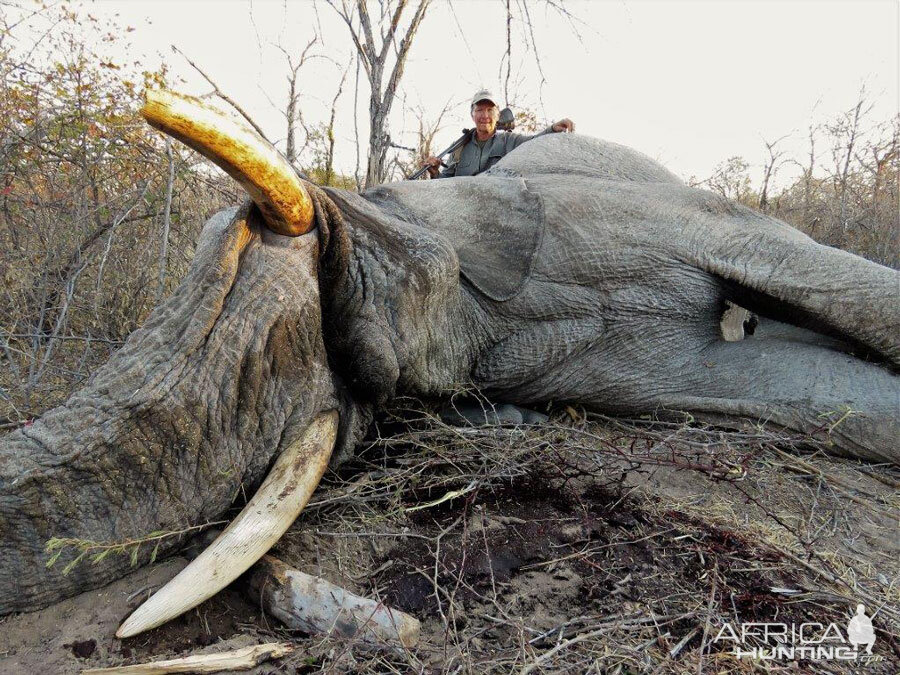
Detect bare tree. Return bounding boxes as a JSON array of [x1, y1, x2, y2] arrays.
[[859, 118, 898, 213], [801, 124, 818, 228], [324, 64, 351, 186], [499, 1, 585, 111], [352, 51, 363, 190], [303, 62, 353, 186], [328, 0, 432, 188], [758, 134, 789, 213], [279, 36, 320, 164], [827, 93, 871, 236], [390, 100, 452, 180], [692, 156, 756, 206]]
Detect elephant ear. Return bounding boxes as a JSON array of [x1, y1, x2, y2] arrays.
[[366, 177, 544, 301]]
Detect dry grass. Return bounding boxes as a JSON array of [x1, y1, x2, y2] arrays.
[[223, 400, 900, 674], [3, 397, 895, 673]]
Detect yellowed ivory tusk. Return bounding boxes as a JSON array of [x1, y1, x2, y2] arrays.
[[141, 89, 315, 237], [116, 411, 338, 638]]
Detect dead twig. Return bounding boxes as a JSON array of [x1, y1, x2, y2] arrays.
[[81, 642, 293, 674]]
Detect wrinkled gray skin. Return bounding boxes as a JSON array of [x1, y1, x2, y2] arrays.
[[1, 135, 897, 616]]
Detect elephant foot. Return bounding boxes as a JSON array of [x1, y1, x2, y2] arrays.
[[440, 400, 549, 427]]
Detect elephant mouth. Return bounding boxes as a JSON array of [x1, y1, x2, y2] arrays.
[[113, 92, 344, 637]]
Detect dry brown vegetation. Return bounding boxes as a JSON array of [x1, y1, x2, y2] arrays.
[[0, 6, 241, 425], [4, 403, 896, 672], [690, 103, 899, 269]]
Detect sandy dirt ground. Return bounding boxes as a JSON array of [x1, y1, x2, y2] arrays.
[[1, 411, 897, 673]]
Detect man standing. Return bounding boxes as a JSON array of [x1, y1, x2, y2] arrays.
[[426, 89, 575, 178]]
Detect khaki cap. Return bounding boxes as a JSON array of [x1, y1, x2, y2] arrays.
[[471, 89, 499, 108]]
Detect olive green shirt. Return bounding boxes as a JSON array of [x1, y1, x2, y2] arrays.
[[438, 127, 553, 178]]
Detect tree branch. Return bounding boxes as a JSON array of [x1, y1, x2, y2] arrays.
[[355, 0, 379, 65], [377, 0, 408, 65], [171, 45, 271, 142], [383, 0, 431, 110], [327, 0, 373, 78]]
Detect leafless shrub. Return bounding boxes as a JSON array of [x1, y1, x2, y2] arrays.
[[692, 94, 899, 268], [0, 4, 239, 423]]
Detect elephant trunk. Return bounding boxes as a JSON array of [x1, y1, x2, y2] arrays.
[[0, 207, 336, 616]]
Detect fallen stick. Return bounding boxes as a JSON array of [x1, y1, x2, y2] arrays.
[[520, 625, 616, 675], [81, 642, 292, 674], [247, 555, 420, 648]]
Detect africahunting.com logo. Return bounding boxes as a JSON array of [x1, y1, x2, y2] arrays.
[[713, 604, 883, 662]]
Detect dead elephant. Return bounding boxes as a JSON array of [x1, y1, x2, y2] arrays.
[[1, 91, 896, 633]]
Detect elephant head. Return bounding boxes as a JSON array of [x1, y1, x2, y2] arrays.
[[1, 91, 896, 634]]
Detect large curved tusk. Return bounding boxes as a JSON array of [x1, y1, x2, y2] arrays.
[[141, 89, 315, 237], [116, 411, 338, 638]]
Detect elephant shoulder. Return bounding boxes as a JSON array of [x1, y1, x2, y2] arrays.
[[489, 134, 683, 185]]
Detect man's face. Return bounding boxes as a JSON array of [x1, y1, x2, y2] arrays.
[[471, 101, 499, 136]]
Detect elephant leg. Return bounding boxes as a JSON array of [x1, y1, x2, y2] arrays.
[[693, 211, 900, 366], [744, 316, 852, 353], [659, 334, 899, 463], [440, 400, 549, 427]]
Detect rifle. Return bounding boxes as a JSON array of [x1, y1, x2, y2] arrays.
[[408, 128, 473, 180], [408, 107, 516, 180]]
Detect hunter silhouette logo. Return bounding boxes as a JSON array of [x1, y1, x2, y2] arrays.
[[847, 604, 876, 655], [712, 603, 882, 662]]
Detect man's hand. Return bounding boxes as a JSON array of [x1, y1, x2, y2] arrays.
[[425, 156, 442, 178], [551, 118, 575, 133]]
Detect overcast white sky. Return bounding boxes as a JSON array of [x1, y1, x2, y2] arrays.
[[82, 0, 898, 185]]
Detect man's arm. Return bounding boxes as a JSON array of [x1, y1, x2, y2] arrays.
[[438, 159, 457, 178]]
